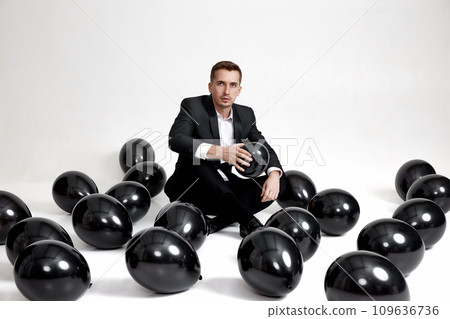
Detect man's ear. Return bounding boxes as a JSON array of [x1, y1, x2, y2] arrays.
[[208, 82, 212, 93]]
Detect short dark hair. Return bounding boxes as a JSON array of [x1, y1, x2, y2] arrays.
[[210, 61, 242, 84]]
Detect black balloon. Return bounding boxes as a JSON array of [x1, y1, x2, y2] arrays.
[[395, 159, 436, 201], [236, 142, 269, 178], [72, 194, 133, 249], [14, 240, 91, 301], [52, 171, 98, 213], [106, 181, 151, 223], [123, 161, 167, 197], [265, 207, 321, 262], [237, 227, 303, 297], [0, 191, 32, 244], [6, 217, 73, 265], [276, 170, 316, 209], [393, 199, 446, 249], [125, 227, 201, 293], [307, 188, 360, 236], [357, 218, 425, 276], [325, 250, 410, 301], [406, 174, 450, 213], [119, 138, 155, 174], [154, 201, 208, 250]]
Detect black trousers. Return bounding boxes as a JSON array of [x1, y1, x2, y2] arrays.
[[176, 161, 286, 225]]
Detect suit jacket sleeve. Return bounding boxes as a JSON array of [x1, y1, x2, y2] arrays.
[[168, 98, 217, 158], [168, 99, 198, 157]]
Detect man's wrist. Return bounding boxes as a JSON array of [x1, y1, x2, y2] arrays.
[[267, 167, 282, 178], [195, 142, 214, 160], [206, 145, 223, 160]]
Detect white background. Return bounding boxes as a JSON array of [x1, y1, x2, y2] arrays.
[[1, 0, 450, 317]]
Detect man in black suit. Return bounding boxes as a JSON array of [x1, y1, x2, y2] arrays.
[[164, 61, 285, 237]]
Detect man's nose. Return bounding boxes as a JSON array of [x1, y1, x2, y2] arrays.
[[224, 85, 230, 94]]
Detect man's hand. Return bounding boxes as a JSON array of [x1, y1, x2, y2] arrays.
[[261, 170, 281, 202], [207, 143, 252, 172]]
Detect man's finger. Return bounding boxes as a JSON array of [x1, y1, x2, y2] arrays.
[[238, 157, 251, 167], [237, 152, 252, 163], [261, 188, 268, 200], [238, 149, 252, 159], [261, 189, 277, 202]]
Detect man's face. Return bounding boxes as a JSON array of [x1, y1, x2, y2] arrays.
[[208, 69, 242, 110]]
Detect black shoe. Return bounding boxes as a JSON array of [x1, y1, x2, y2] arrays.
[[204, 216, 213, 235], [239, 217, 264, 238], [205, 216, 236, 235]]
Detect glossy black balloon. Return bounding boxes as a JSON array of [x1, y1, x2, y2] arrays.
[[14, 240, 91, 301], [6, 217, 73, 265], [393, 199, 446, 249], [395, 159, 436, 201], [154, 201, 208, 250], [325, 251, 410, 301], [125, 227, 201, 293], [237, 228, 303, 297], [106, 181, 151, 223], [357, 218, 425, 276], [123, 161, 167, 197], [276, 170, 316, 209], [265, 207, 321, 262], [0, 191, 32, 244], [307, 188, 360, 236], [119, 138, 155, 173], [52, 171, 99, 213], [72, 194, 133, 249], [406, 174, 450, 213], [236, 142, 269, 178]]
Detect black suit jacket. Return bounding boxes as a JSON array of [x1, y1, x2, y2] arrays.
[[164, 95, 282, 199]]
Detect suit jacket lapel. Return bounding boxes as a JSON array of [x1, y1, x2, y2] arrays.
[[232, 104, 243, 143], [205, 95, 220, 140]]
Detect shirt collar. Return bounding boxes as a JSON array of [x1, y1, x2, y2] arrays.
[[216, 108, 233, 121]]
